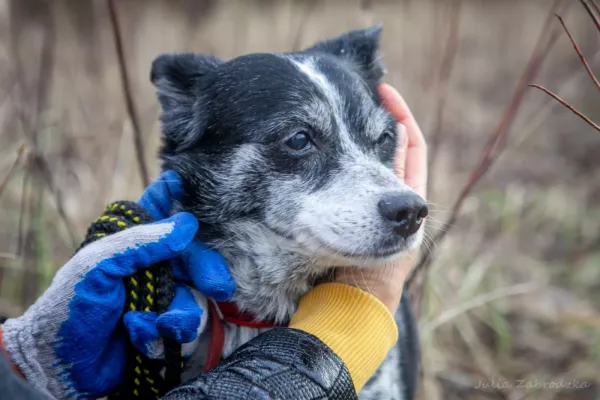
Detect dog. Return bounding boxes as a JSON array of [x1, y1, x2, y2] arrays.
[[152, 25, 426, 400]]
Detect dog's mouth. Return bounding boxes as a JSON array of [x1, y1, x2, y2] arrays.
[[266, 223, 418, 266], [304, 234, 411, 265]]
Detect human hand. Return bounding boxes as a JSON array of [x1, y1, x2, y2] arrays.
[[335, 83, 428, 314], [0, 172, 235, 399], [126, 171, 236, 360]]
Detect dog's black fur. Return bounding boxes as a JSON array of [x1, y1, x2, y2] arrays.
[[152, 25, 423, 399]]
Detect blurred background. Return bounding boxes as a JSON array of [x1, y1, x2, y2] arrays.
[[1, 0, 599, 399]]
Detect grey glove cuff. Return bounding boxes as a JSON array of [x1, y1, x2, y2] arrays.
[[0, 240, 123, 400]]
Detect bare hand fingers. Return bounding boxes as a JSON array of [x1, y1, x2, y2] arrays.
[[394, 123, 408, 181], [378, 83, 428, 199]]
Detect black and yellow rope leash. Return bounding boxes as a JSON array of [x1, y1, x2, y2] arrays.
[[76, 201, 182, 399]]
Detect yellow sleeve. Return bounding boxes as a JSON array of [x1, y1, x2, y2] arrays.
[[289, 283, 399, 392]]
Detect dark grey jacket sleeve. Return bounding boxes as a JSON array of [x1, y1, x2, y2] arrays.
[[0, 351, 49, 399], [162, 328, 358, 400]]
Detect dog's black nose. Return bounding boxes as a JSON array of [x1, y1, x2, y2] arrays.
[[378, 192, 428, 238]]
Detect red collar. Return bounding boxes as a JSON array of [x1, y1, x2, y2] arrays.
[[204, 301, 277, 371]]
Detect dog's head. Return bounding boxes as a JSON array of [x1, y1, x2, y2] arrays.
[[153, 25, 427, 307]]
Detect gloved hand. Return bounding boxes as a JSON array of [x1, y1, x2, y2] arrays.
[[0, 171, 235, 399], [123, 171, 235, 361]]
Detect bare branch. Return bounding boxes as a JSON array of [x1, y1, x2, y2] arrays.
[[31, 155, 79, 248], [107, 0, 150, 187], [428, 0, 462, 194], [555, 13, 600, 90], [7, 3, 78, 249], [17, 169, 30, 255], [529, 84, 600, 132], [580, 0, 600, 32], [593, 0, 600, 19], [0, 144, 25, 200], [406, 0, 568, 310], [21, 184, 42, 307]]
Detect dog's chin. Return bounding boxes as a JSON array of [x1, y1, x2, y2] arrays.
[[299, 229, 424, 268]]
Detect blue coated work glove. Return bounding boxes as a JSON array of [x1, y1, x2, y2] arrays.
[[124, 171, 235, 360], [0, 171, 235, 399]]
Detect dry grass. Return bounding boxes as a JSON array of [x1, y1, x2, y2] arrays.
[[0, 1, 599, 399]]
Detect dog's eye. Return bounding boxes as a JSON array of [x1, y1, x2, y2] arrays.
[[285, 132, 312, 151], [376, 132, 392, 147]]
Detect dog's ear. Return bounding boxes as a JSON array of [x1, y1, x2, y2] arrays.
[[304, 24, 385, 87], [151, 53, 222, 151]]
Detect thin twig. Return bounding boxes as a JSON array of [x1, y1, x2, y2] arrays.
[[406, 0, 568, 309], [19, 166, 38, 308], [107, 0, 150, 187], [0, 144, 25, 199], [428, 0, 461, 194], [8, 3, 78, 249], [592, 0, 600, 19], [32, 155, 79, 248], [580, 0, 600, 32], [9, 0, 56, 146], [555, 13, 600, 89], [529, 84, 600, 132], [21, 184, 43, 307], [16, 168, 30, 255]]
